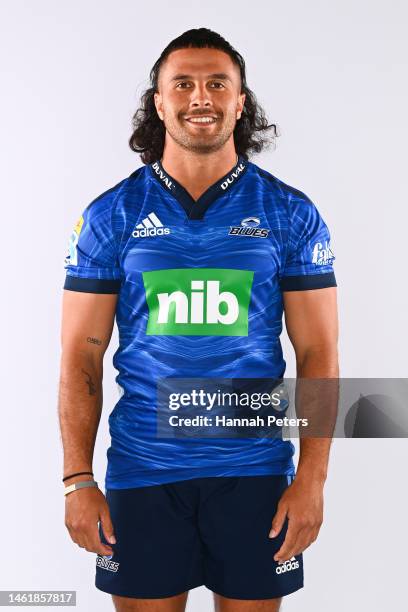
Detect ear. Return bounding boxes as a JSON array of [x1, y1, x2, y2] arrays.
[[236, 92, 246, 120], [154, 91, 164, 121]]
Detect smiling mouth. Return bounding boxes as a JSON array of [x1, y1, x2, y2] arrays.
[[185, 116, 217, 124]]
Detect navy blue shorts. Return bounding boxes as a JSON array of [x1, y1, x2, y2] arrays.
[[95, 475, 304, 600]]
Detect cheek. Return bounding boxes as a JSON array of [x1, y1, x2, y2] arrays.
[[160, 93, 179, 115], [219, 94, 240, 114], [222, 101, 240, 123], [164, 98, 189, 122]]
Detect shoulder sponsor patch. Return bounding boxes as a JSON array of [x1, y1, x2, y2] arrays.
[[65, 215, 84, 266], [311, 240, 334, 265]]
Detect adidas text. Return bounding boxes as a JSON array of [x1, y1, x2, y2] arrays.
[[132, 212, 170, 238], [275, 556, 299, 574], [132, 226, 170, 238]]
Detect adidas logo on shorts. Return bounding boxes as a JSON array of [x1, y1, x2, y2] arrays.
[[275, 556, 300, 574], [132, 212, 170, 238]]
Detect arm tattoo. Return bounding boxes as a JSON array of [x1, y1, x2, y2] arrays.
[[87, 336, 102, 346], [81, 369, 96, 396]]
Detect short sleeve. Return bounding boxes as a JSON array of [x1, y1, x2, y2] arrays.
[[279, 194, 337, 292], [63, 195, 122, 294]]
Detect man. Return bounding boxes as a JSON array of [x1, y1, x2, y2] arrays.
[[59, 28, 338, 612]]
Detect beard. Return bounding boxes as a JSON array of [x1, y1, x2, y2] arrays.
[[163, 110, 237, 154]]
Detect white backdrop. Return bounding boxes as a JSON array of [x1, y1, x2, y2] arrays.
[[0, 0, 407, 610]]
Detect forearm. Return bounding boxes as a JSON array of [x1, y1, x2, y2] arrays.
[[58, 352, 103, 481], [296, 439, 331, 484], [295, 348, 339, 483]]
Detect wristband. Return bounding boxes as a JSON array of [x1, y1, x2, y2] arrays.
[[64, 480, 98, 496], [62, 471, 94, 482]]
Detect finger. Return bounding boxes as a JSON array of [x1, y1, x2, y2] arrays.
[[312, 524, 321, 541], [306, 524, 322, 548], [269, 504, 288, 538], [99, 508, 116, 545], [273, 519, 301, 562], [276, 523, 319, 562], [293, 521, 322, 554], [71, 530, 87, 550], [66, 523, 86, 548], [69, 524, 113, 556], [278, 526, 311, 561], [83, 529, 114, 556], [87, 524, 115, 556]]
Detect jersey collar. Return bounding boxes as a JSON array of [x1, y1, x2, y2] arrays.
[[149, 155, 248, 220]]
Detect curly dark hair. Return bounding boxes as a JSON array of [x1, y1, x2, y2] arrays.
[[129, 28, 278, 164]]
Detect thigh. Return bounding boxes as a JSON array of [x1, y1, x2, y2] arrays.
[[214, 593, 282, 612], [112, 591, 188, 612], [95, 482, 204, 599], [199, 475, 304, 600]]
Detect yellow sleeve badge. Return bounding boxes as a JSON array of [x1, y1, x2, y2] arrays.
[[64, 214, 84, 266]]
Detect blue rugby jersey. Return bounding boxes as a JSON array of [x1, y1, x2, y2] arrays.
[[63, 156, 336, 489]]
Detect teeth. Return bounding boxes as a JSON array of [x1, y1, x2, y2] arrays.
[[188, 117, 216, 123]]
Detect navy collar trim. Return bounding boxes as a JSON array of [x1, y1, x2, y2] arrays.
[[149, 155, 248, 220]]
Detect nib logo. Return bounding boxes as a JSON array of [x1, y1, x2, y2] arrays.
[[275, 556, 300, 574], [132, 212, 170, 238], [142, 268, 254, 336]]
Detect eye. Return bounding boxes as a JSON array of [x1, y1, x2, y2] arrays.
[[209, 81, 225, 89], [175, 81, 192, 89]]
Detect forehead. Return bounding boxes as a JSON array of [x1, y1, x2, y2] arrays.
[[159, 47, 241, 84]]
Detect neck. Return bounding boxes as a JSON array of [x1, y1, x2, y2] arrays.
[[160, 139, 238, 201]]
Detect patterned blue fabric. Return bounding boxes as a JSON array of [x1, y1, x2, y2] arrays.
[[64, 157, 336, 489]]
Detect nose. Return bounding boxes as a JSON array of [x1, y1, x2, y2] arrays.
[[189, 81, 212, 109]]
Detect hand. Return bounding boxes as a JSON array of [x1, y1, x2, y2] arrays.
[[65, 486, 116, 556], [269, 475, 324, 563]]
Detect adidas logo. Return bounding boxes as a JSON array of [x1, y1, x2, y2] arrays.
[[275, 556, 300, 574], [132, 212, 170, 238]]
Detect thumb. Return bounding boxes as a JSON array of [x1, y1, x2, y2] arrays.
[[100, 508, 116, 545], [269, 504, 287, 538]]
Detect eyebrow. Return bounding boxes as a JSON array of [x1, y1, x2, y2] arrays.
[[170, 72, 232, 82]]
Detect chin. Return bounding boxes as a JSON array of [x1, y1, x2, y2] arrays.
[[188, 143, 227, 155]]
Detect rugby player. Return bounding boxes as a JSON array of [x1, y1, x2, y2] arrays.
[[59, 28, 338, 612]]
